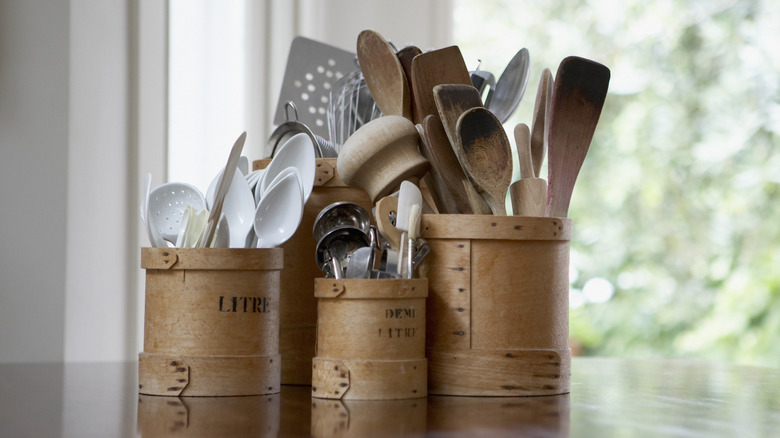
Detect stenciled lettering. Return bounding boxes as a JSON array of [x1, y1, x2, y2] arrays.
[[385, 307, 416, 319], [218, 296, 271, 313]]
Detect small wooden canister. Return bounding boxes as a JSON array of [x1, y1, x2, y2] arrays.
[[419, 215, 572, 396], [139, 247, 283, 396], [254, 158, 373, 385], [311, 278, 428, 400]]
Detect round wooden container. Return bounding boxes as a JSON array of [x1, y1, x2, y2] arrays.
[[139, 247, 283, 396], [418, 215, 572, 396], [312, 278, 428, 400], [254, 158, 374, 385]]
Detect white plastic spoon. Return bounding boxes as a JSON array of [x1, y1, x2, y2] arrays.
[[258, 132, 315, 204], [253, 171, 304, 249], [257, 166, 303, 206], [206, 168, 255, 248]]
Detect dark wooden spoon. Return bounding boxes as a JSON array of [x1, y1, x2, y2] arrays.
[[547, 56, 610, 218]]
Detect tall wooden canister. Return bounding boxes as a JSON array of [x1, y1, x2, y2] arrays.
[[418, 215, 572, 396], [139, 247, 283, 396], [253, 158, 373, 385], [311, 278, 428, 400]]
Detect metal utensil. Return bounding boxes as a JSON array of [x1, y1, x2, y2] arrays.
[[487, 48, 530, 123], [547, 56, 610, 218]]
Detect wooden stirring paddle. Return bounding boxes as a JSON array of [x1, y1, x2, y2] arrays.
[[396, 45, 422, 123], [410, 46, 472, 125], [456, 107, 513, 216], [510, 123, 547, 216], [357, 30, 411, 119], [530, 68, 553, 178], [547, 56, 610, 218], [419, 115, 475, 214]]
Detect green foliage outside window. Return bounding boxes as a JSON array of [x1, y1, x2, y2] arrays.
[[454, 0, 780, 367]]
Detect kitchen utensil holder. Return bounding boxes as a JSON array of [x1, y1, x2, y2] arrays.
[[138, 247, 283, 396], [253, 158, 374, 385], [418, 215, 572, 396], [311, 278, 428, 400]]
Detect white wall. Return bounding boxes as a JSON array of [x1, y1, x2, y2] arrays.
[[0, 0, 69, 362]]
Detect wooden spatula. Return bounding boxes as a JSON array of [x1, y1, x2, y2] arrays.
[[530, 68, 553, 178], [509, 123, 547, 216], [410, 46, 472, 125], [357, 30, 411, 119], [547, 56, 610, 218], [456, 107, 513, 216]]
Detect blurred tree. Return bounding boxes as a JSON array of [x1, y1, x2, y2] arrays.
[[455, 0, 780, 367]]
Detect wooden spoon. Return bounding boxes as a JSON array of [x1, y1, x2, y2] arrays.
[[509, 123, 547, 216], [433, 83, 484, 155], [530, 68, 553, 178], [396, 45, 422, 123], [455, 107, 513, 216], [547, 56, 610, 218], [410, 46, 472, 125], [357, 30, 411, 119], [419, 115, 474, 214]]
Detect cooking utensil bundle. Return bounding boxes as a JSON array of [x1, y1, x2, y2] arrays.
[[141, 131, 317, 249]]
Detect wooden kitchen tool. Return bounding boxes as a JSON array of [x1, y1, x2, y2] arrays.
[[312, 278, 428, 400], [419, 214, 572, 396], [357, 30, 411, 119], [420, 115, 477, 214], [396, 45, 422, 122], [547, 56, 610, 218], [456, 107, 513, 216], [375, 195, 401, 249], [410, 46, 473, 125], [433, 83, 484, 153], [530, 68, 553, 178], [510, 123, 547, 216], [337, 115, 430, 203]]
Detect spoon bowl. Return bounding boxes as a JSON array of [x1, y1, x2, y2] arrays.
[[259, 132, 316, 204], [253, 171, 304, 248]]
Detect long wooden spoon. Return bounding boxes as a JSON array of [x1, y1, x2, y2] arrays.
[[547, 56, 610, 218], [410, 46, 472, 125], [530, 68, 553, 178], [510, 123, 547, 216], [419, 115, 474, 214], [396, 45, 422, 122], [433, 83, 484, 154], [456, 107, 513, 215], [357, 30, 411, 119]]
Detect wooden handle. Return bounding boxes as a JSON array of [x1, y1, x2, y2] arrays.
[[510, 178, 548, 217], [375, 196, 401, 250]]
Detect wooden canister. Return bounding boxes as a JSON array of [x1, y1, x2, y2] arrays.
[[311, 278, 428, 400], [139, 247, 283, 396], [418, 215, 572, 396], [254, 158, 373, 385]]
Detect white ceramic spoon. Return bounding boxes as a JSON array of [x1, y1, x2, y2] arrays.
[[206, 168, 256, 248], [253, 171, 304, 249], [148, 181, 206, 244], [258, 132, 315, 204]]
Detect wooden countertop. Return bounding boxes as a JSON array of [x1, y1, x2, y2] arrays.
[[1, 357, 778, 437]]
